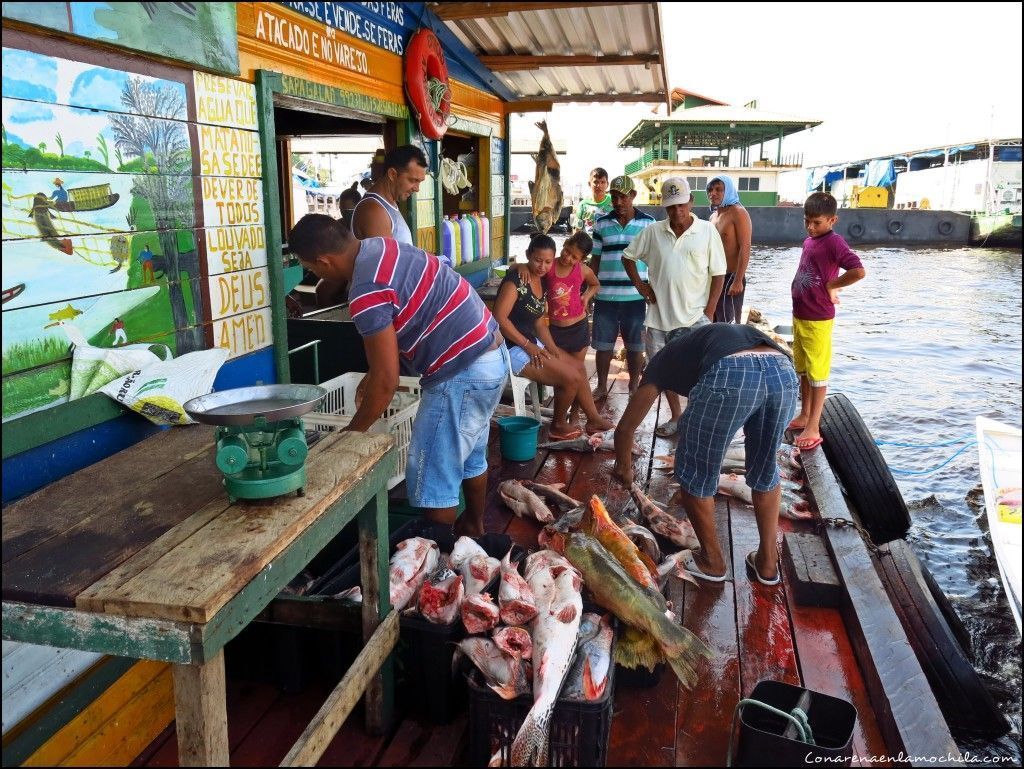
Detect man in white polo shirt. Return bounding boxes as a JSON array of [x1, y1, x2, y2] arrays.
[[622, 176, 726, 437]]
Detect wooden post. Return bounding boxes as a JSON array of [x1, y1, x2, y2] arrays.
[[171, 651, 229, 767], [358, 486, 393, 735]]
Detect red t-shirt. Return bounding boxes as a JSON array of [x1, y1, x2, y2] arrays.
[[791, 231, 863, 321]]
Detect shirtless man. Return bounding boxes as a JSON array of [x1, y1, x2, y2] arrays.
[[707, 175, 752, 323]]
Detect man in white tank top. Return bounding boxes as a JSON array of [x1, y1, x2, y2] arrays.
[[351, 144, 426, 247], [315, 145, 431, 305]]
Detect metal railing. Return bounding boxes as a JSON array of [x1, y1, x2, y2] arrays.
[[625, 148, 676, 175]]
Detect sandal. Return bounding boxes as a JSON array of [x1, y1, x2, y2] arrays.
[[794, 435, 823, 451], [745, 551, 781, 586], [655, 421, 679, 439], [681, 550, 727, 583]]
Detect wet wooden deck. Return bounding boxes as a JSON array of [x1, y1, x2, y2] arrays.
[[132, 357, 892, 767]]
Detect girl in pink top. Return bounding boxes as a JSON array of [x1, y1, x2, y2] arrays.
[[525, 231, 600, 424]]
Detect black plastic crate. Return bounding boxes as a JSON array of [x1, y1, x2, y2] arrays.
[[616, 660, 664, 688], [466, 663, 615, 767], [312, 519, 519, 724]]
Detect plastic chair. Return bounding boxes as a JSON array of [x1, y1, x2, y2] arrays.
[[508, 373, 543, 420]]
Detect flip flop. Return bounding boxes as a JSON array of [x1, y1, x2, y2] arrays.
[[794, 435, 823, 451], [655, 421, 678, 439], [786, 418, 805, 431], [681, 550, 728, 583], [547, 427, 583, 441], [745, 551, 781, 586]]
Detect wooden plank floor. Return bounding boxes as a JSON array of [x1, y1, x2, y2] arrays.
[[133, 355, 890, 767]]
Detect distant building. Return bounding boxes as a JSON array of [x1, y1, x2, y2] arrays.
[[617, 88, 821, 207]]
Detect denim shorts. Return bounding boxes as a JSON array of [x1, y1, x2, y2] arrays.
[[507, 341, 544, 375], [675, 353, 798, 498], [591, 299, 647, 352], [406, 346, 508, 508]]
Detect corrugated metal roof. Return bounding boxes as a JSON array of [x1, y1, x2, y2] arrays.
[[619, 105, 823, 149], [429, 3, 669, 106]]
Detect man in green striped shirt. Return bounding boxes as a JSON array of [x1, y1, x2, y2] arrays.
[[588, 175, 656, 396]]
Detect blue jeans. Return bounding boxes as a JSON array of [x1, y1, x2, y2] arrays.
[[675, 353, 798, 497], [406, 347, 508, 508]]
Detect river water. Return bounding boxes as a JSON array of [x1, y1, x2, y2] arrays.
[[510, 235, 1022, 758]]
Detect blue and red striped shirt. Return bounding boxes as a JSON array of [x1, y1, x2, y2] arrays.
[[348, 238, 498, 385]]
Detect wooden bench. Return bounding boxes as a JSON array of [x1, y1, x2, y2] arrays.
[[2, 426, 397, 767]]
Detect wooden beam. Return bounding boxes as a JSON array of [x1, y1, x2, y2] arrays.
[[801, 448, 963, 763], [480, 54, 659, 72], [279, 611, 400, 766], [431, 2, 604, 20], [504, 100, 553, 114], [171, 652, 229, 767]]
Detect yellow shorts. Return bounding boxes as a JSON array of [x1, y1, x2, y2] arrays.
[[792, 318, 833, 387]]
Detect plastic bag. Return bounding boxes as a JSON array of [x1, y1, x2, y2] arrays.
[[65, 324, 171, 400], [100, 347, 229, 426]]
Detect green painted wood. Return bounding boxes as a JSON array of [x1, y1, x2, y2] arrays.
[[359, 486, 394, 734], [277, 75, 408, 121], [255, 70, 290, 386], [503, 113, 511, 264], [1, 601, 195, 664], [1, 394, 128, 460], [0, 656, 136, 767], [195, 449, 397, 662]]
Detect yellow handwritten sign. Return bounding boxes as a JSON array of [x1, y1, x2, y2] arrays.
[[198, 125, 262, 178], [193, 72, 258, 130], [253, 5, 370, 76], [201, 177, 264, 227], [213, 306, 273, 359], [207, 266, 269, 322], [205, 225, 267, 276]]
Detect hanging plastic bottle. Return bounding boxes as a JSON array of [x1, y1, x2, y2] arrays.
[[441, 217, 455, 266], [478, 211, 490, 261], [450, 216, 462, 267], [459, 214, 475, 263]]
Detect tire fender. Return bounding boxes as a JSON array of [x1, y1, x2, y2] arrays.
[[405, 29, 450, 140], [887, 219, 904, 235], [847, 222, 865, 239], [937, 219, 954, 236]]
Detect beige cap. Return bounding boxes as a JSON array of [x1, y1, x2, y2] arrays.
[[661, 176, 692, 206]]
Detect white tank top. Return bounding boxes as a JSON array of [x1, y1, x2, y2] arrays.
[[353, 192, 414, 246]]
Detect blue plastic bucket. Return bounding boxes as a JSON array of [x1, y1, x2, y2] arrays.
[[497, 416, 541, 462]]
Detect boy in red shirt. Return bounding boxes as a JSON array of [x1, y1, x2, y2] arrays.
[[789, 192, 866, 450]]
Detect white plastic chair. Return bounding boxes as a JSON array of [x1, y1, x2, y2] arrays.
[[509, 372, 543, 420]]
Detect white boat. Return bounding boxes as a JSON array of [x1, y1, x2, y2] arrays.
[[976, 417, 1023, 635]]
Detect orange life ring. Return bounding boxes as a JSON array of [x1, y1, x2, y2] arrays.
[[405, 28, 450, 140]]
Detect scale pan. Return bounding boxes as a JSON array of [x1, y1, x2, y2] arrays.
[[184, 384, 327, 426]]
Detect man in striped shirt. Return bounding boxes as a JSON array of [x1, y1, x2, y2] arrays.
[[589, 175, 656, 396], [289, 215, 508, 536]]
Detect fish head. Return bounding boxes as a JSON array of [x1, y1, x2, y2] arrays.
[[534, 210, 554, 234]]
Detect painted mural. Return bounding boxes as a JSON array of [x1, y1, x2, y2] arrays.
[[1, 2, 239, 75], [2, 46, 269, 421]]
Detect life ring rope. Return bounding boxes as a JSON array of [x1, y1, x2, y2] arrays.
[[405, 29, 450, 140]]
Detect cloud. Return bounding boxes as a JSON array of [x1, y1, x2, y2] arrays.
[[6, 103, 54, 124], [69, 68, 130, 111], [1, 49, 58, 101]]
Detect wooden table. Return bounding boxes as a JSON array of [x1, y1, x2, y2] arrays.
[[2, 426, 397, 767]]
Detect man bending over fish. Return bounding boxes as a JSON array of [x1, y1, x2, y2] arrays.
[[612, 324, 798, 585], [289, 214, 508, 537]]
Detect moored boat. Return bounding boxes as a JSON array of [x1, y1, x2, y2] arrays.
[[976, 416, 1023, 635]]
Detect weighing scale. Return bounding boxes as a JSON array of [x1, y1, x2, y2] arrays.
[[184, 384, 327, 502]]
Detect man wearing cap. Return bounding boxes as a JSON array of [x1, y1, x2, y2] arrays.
[[707, 175, 752, 323], [589, 175, 656, 397], [50, 178, 68, 205], [622, 176, 726, 437]]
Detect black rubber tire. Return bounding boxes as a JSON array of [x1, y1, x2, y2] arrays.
[[876, 540, 1009, 738], [937, 219, 954, 236], [847, 222, 865, 239], [819, 393, 911, 544], [887, 219, 904, 235], [921, 561, 974, 659]]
